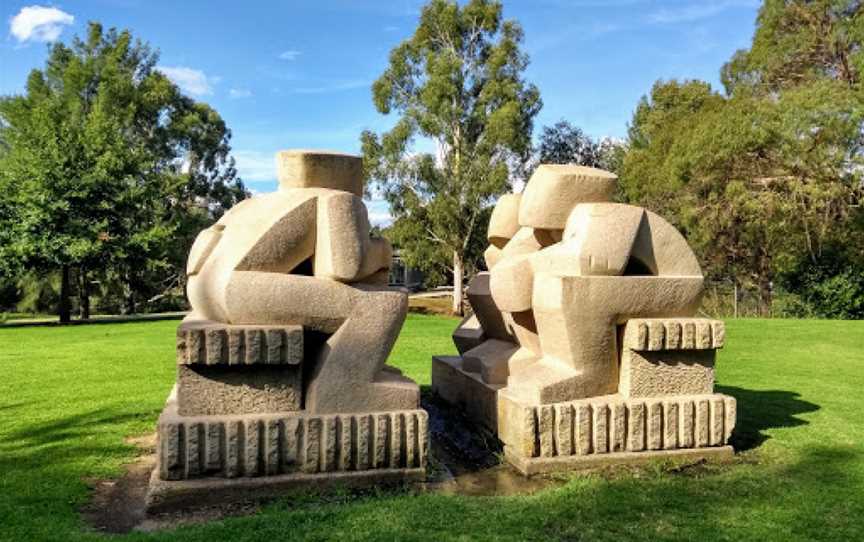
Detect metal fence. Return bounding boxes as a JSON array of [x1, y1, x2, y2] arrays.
[[698, 280, 794, 319]]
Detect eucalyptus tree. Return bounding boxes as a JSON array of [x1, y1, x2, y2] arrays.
[[361, 0, 541, 314]]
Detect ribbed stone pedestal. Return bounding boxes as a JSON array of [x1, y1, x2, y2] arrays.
[[147, 320, 428, 512], [146, 388, 428, 511], [496, 388, 735, 475]]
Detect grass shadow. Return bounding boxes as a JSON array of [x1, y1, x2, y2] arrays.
[[716, 384, 819, 451]]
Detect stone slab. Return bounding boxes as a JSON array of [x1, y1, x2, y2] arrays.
[[176, 365, 303, 416], [619, 349, 716, 399], [619, 318, 723, 398], [431, 355, 501, 430], [505, 445, 734, 476]]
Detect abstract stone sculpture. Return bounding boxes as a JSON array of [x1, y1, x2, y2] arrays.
[[147, 150, 428, 511], [433, 164, 735, 475]]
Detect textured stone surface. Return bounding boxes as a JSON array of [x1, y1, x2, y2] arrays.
[[618, 318, 724, 399], [497, 390, 736, 460], [505, 445, 734, 476], [185, 150, 419, 414], [146, 466, 426, 514], [452, 314, 485, 355], [519, 165, 618, 230], [430, 161, 737, 476], [176, 321, 303, 365], [276, 149, 364, 196], [157, 392, 428, 481], [177, 365, 302, 416]]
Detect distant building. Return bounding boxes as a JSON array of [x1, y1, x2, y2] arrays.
[[389, 250, 424, 290]]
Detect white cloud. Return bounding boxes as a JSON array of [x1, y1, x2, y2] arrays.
[[229, 88, 253, 99], [9, 5, 74, 43], [157, 66, 214, 96], [233, 150, 277, 182], [278, 49, 301, 61], [292, 80, 368, 94], [649, 1, 758, 24]]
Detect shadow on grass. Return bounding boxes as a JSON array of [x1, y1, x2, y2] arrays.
[[0, 404, 159, 468], [716, 385, 819, 451]]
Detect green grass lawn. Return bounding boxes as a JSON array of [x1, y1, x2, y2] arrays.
[[1, 316, 862, 541]]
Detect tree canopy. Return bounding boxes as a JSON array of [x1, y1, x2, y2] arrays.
[[361, 0, 541, 313], [0, 23, 245, 321], [619, 1, 864, 316]]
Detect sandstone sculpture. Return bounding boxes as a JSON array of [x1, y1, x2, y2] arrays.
[[147, 150, 428, 511], [433, 164, 735, 474]]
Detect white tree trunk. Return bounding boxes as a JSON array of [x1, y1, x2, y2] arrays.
[[452, 250, 464, 316]]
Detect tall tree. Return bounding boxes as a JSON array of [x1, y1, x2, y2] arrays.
[[0, 23, 245, 321], [619, 1, 864, 314], [531, 120, 626, 177], [536, 120, 602, 167], [362, 0, 541, 314]]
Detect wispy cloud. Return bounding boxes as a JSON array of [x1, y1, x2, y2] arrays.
[[233, 150, 277, 182], [157, 66, 214, 96], [9, 5, 74, 43], [229, 88, 253, 99], [528, 21, 622, 54], [649, 0, 758, 24], [292, 80, 368, 94], [383, 25, 399, 32], [278, 49, 301, 61], [366, 199, 393, 227]]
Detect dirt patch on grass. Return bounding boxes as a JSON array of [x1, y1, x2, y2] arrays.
[[81, 396, 564, 533], [408, 295, 456, 315]]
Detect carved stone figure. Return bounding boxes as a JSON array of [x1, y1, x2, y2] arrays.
[[147, 150, 428, 511], [433, 164, 735, 474]]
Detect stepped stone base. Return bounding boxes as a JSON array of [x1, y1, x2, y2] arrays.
[[147, 388, 428, 510], [431, 354, 736, 476], [505, 445, 734, 475]]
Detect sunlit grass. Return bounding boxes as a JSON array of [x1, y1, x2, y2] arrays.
[[1, 316, 862, 541]]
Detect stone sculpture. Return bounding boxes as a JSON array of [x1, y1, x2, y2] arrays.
[[433, 164, 735, 474], [147, 150, 428, 511]]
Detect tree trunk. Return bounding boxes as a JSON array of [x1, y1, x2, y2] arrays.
[[452, 250, 464, 316], [59, 265, 71, 324], [79, 267, 90, 320], [126, 291, 136, 315], [124, 271, 136, 315], [759, 280, 773, 318]]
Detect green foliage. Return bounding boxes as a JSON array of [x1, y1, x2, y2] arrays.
[[13, 270, 60, 315], [620, 1, 864, 314], [362, 0, 541, 311], [386, 205, 492, 287], [0, 23, 246, 319], [722, 0, 864, 94], [780, 248, 864, 319], [534, 120, 624, 173]]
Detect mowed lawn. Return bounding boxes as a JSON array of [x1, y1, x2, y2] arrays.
[[1, 316, 862, 541]]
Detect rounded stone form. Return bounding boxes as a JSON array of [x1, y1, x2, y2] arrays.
[[519, 165, 618, 230], [487, 194, 522, 247]]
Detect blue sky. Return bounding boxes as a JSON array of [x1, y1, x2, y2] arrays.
[[1, 1, 760, 223]]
